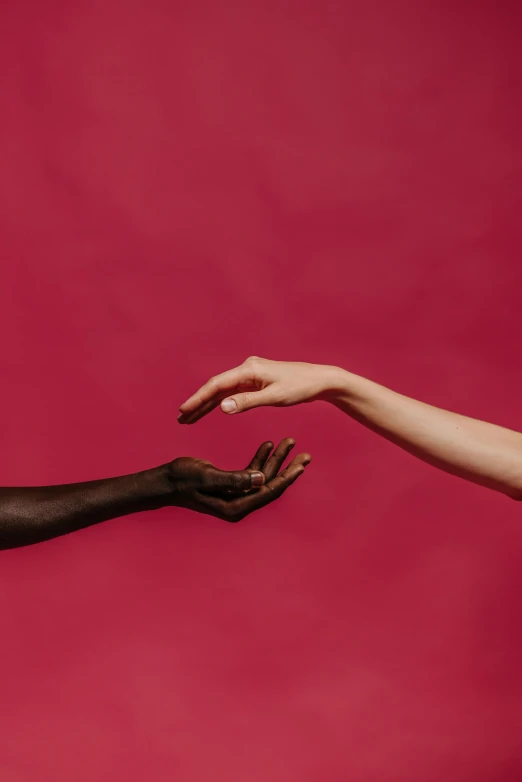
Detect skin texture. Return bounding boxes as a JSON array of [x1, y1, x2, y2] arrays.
[[178, 356, 522, 501], [0, 439, 311, 549]]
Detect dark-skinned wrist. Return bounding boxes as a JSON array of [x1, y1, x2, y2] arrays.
[[139, 463, 179, 508]]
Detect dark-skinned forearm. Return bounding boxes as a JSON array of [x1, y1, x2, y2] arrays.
[[0, 465, 172, 549]]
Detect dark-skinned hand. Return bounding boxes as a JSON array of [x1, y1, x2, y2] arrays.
[[0, 438, 310, 549], [168, 438, 311, 522]]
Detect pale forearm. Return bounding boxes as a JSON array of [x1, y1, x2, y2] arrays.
[[327, 368, 522, 499]]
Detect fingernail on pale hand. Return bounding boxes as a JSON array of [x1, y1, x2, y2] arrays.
[[221, 399, 237, 413], [251, 472, 265, 487]]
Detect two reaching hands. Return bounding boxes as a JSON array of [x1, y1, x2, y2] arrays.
[[178, 355, 522, 502], [171, 358, 328, 528], [5, 351, 518, 549]]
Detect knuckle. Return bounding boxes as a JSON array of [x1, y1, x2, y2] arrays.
[[231, 472, 244, 489], [201, 470, 213, 488], [245, 356, 263, 372], [240, 392, 255, 408], [266, 481, 282, 498]]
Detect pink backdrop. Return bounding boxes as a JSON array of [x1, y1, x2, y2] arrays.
[[1, 2, 522, 780]]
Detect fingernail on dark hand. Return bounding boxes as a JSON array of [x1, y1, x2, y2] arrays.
[[251, 472, 265, 487]]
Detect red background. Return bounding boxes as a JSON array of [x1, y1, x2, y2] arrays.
[[1, 2, 522, 780]]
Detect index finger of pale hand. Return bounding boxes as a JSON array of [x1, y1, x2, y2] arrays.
[[178, 365, 253, 415]]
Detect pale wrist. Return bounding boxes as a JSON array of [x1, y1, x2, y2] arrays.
[[320, 366, 365, 405]]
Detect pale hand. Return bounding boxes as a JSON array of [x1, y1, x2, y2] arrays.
[[178, 356, 338, 424]]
